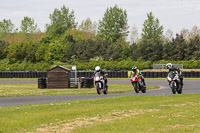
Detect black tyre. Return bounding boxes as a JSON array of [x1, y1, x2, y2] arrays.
[[133, 82, 139, 93], [171, 88, 176, 94], [171, 81, 176, 94], [103, 86, 108, 95], [177, 84, 182, 94], [142, 86, 146, 93], [96, 83, 101, 95]]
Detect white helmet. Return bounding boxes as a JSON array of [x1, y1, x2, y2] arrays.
[[95, 66, 100, 71], [166, 63, 172, 69]]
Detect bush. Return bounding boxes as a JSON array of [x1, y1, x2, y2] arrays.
[[0, 60, 199, 71]]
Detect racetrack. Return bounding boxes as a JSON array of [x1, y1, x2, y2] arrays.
[[0, 79, 199, 107]]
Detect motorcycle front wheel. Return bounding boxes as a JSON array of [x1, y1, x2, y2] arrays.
[[171, 81, 176, 94], [96, 83, 101, 95], [132, 82, 139, 93]]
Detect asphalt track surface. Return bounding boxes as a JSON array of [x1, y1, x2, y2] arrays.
[[0, 80, 199, 107]]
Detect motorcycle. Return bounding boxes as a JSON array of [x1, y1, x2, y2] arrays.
[[167, 71, 182, 94], [130, 73, 146, 93], [94, 72, 108, 95]]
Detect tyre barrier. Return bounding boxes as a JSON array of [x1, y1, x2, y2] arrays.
[[76, 71, 128, 78], [0, 71, 199, 78], [38, 78, 47, 89], [141, 71, 200, 78], [81, 77, 94, 88], [0, 71, 47, 78]]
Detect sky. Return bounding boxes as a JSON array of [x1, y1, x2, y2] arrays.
[[0, 0, 200, 37]]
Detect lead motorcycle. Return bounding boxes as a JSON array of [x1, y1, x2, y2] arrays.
[[94, 72, 108, 95], [167, 71, 182, 94], [130, 73, 146, 93]]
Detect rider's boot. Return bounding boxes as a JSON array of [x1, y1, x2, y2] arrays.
[[143, 79, 146, 87], [180, 78, 183, 88], [105, 84, 108, 88]]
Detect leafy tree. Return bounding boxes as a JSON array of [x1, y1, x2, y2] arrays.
[[189, 26, 200, 39], [172, 34, 187, 60], [6, 42, 22, 63], [0, 40, 9, 59], [138, 12, 164, 61], [6, 41, 39, 62], [130, 42, 139, 61], [180, 28, 189, 41], [20, 16, 37, 34], [162, 41, 175, 60], [47, 41, 65, 63], [164, 29, 173, 42], [188, 36, 200, 60], [0, 19, 15, 39], [46, 5, 77, 39], [78, 18, 97, 40], [141, 12, 163, 40], [35, 42, 49, 62], [138, 38, 163, 61], [97, 4, 129, 42]]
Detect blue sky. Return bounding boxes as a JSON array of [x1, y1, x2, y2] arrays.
[[0, 0, 200, 36]]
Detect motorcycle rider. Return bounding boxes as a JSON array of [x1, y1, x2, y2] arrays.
[[94, 66, 108, 88], [166, 63, 183, 88], [131, 66, 146, 87]]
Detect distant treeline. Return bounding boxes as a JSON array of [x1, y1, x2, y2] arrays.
[[0, 5, 200, 71]]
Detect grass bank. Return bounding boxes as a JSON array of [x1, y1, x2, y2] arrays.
[[0, 83, 158, 97], [0, 94, 200, 132]]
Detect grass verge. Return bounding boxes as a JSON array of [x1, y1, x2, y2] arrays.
[[0, 83, 158, 97], [0, 78, 37, 81], [0, 94, 200, 133]]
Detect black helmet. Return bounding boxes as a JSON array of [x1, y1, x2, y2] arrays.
[[132, 66, 137, 71]]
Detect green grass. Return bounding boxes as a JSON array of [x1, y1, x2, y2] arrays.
[[1, 94, 200, 133], [0, 83, 158, 97], [0, 78, 37, 80]]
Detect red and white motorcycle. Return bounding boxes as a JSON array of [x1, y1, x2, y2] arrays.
[[130, 73, 146, 93], [94, 72, 108, 95]]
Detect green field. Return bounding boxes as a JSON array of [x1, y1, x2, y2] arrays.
[[0, 94, 200, 133], [0, 83, 158, 97]]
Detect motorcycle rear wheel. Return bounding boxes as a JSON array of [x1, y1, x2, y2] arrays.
[[177, 85, 182, 94], [142, 86, 146, 93], [103, 87, 108, 95]]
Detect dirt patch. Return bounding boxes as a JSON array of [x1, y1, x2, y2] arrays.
[[160, 102, 200, 107], [167, 124, 199, 129], [36, 109, 160, 133]]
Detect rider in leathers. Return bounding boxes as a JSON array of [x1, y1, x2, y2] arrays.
[[131, 66, 146, 87], [166, 63, 183, 88], [94, 66, 108, 88]]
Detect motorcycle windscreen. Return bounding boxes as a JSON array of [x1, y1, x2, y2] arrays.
[[95, 72, 101, 77]]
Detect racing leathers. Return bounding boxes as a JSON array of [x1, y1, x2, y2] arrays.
[[131, 69, 146, 86]]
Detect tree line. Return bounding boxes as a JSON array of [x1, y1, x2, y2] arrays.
[[0, 5, 200, 70]]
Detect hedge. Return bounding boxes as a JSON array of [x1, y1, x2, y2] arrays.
[[0, 59, 200, 71]]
